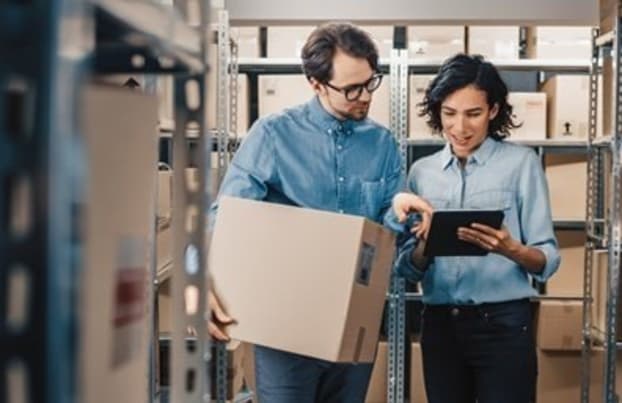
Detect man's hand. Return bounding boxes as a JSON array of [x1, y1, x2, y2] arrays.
[[392, 192, 434, 240], [208, 291, 235, 341]]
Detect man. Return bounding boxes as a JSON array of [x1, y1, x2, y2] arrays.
[[208, 22, 430, 402]]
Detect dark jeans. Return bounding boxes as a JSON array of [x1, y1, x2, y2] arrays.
[[254, 345, 374, 403], [421, 299, 537, 403]]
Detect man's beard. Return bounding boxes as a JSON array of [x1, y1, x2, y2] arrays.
[[338, 103, 370, 121]]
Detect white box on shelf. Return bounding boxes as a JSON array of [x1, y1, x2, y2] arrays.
[[468, 26, 520, 60], [408, 26, 464, 61], [507, 92, 547, 140]]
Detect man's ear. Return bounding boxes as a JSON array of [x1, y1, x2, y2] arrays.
[[308, 77, 325, 96]]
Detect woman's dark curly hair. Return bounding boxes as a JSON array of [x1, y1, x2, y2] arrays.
[[419, 54, 521, 140]]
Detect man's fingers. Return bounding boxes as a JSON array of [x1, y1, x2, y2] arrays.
[[212, 305, 234, 325], [208, 292, 234, 324], [208, 321, 230, 341]]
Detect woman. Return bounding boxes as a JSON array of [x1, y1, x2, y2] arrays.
[[391, 54, 560, 403]]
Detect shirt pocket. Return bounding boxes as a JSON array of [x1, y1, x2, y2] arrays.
[[464, 189, 513, 212], [360, 179, 386, 220]]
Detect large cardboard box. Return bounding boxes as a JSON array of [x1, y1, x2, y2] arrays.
[[409, 75, 436, 138], [408, 26, 464, 60], [365, 341, 387, 403], [526, 27, 592, 60], [545, 154, 587, 220], [258, 74, 312, 117], [410, 342, 428, 403], [546, 231, 585, 296], [468, 26, 520, 60], [540, 75, 600, 139], [507, 92, 547, 140], [537, 301, 583, 351], [267, 26, 315, 58], [81, 85, 158, 403], [210, 196, 395, 362]]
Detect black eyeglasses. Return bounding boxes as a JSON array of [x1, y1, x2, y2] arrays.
[[323, 73, 383, 102]]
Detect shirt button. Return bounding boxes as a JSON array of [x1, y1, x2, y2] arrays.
[[328, 129, 332, 134], [338, 176, 344, 182], [339, 209, 344, 213], [347, 130, 352, 135], [451, 307, 460, 317], [337, 145, 343, 150]]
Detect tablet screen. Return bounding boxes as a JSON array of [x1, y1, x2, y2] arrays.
[[423, 209, 505, 257]]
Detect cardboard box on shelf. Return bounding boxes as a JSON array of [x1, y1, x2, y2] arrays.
[[591, 250, 622, 342], [361, 25, 394, 59], [156, 222, 172, 277], [258, 74, 312, 117], [526, 27, 592, 60], [230, 26, 260, 58], [157, 169, 172, 220], [267, 26, 315, 58], [507, 92, 547, 140], [540, 74, 602, 139], [365, 341, 387, 403], [544, 154, 587, 220], [546, 231, 585, 296], [157, 279, 172, 334], [537, 349, 604, 403], [411, 341, 428, 403], [368, 76, 390, 128], [409, 75, 436, 138], [210, 196, 395, 362], [468, 26, 520, 60], [81, 85, 158, 403], [537, 301, 583, 351], [408, 26, 464, 61]]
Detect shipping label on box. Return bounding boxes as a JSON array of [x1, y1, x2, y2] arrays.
[[111, 237, 149, 368]]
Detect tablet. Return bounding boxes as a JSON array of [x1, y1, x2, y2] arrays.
[[423, 209, 505, 257]]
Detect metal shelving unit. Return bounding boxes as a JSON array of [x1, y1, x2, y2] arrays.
[[0, 1, 92, 402], [581, 2, 622, 401], [94, 2, 212, 403], [1, 1, 212, 402]]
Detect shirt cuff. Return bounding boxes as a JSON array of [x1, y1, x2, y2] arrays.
[[530, 243, 561, 283], [394, 242, 426, 283]]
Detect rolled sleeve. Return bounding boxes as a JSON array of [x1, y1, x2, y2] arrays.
[[531, 243, 562, 283], [519, 151, 561, 282], [394, 235, 426, 283]]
